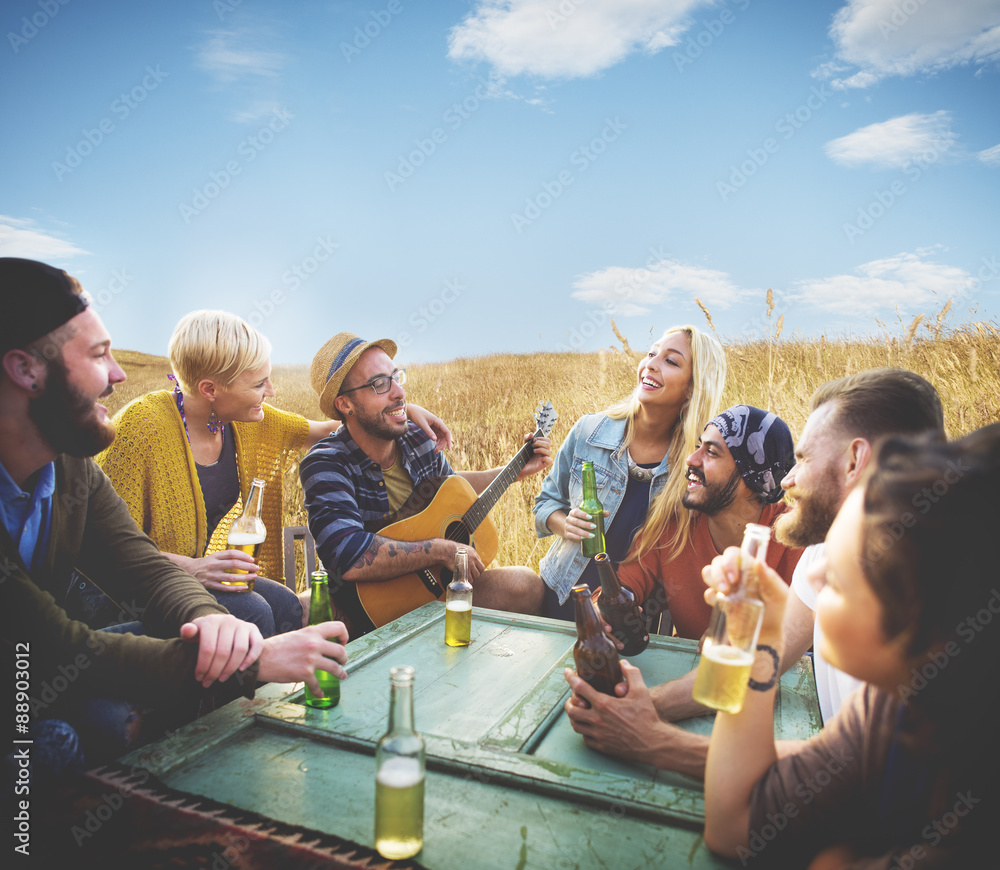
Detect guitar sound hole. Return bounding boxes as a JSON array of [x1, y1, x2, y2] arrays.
[[442, 521, 471, 586]]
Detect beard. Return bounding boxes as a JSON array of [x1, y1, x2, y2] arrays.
[[353, 399, 407, 441], [28, 358, 116, 457], [773, 473, 842, 548], [682, 466, 742, 516]]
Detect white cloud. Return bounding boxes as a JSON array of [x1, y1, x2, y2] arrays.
[[824, 111, 957, 168], [977, 143, 1000, 165], [230, 100, 288, 123], [820, 0, 1000, 88], [448, 0, 707, 79], [572, 257, 749, 316], [0, 216, 90, 261], [792, 250, 976, 316], [196, 30, 286, 83]]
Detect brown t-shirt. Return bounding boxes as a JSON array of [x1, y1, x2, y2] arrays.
[[748, 686, 981, 868], [617, 501, 802, 639]]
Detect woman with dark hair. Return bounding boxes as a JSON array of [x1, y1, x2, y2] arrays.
[[702, 423, 1000, 867]]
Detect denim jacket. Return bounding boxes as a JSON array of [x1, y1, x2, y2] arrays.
[[533, 413, 669, 604]]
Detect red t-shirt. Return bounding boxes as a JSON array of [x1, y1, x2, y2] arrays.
[[617, 501, 802, 640]]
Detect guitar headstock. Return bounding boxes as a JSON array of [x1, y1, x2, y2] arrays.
[[534, 400, 557, 437]]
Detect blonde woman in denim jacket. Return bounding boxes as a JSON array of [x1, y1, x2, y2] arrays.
[[533, 326, 725, 620]]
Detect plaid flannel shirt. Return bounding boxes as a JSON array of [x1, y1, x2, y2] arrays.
[[300, 422, 452, 576]]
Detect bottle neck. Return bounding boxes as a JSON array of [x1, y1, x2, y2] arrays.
[[242, 480, 265, 520], [388, 679, 415, 735], [308, 579, 332, 624], [573, 592, 603, 638], [581, 464, 598, 501], [450, 550, 470, 589], [595, 555, 622, 596], [739, 527, 771, 600]]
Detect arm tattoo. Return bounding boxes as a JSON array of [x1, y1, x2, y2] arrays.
[[352, 538, 382, 571], [386, 540, 433, 558], [352, 536, 432, 571]]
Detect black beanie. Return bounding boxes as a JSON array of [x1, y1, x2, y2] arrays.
[[0, 258, 89, 355]]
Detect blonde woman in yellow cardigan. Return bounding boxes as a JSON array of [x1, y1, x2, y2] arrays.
[[96, 310, 450, 637]]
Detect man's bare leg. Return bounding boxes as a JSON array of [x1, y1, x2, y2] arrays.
[[473, 567, 544, 615]]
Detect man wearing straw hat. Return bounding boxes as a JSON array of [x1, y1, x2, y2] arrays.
[[302, 332, 551, 635]]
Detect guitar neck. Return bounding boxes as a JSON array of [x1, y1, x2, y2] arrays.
[[463, 428, 541, 534]]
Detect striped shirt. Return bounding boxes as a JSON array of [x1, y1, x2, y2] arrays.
[[300, 423, 452, 576]]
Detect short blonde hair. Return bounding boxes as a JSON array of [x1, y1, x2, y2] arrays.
[[168, 310, 271, 393]]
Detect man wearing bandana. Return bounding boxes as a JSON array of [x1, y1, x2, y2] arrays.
[[565, 405, 802, 777], [615, 405, 801, 642]]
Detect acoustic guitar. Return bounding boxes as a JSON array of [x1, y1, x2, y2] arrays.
[[336, 402, 558, 634]]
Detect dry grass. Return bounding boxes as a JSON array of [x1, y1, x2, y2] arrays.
[[106, 303, 1000, 589]]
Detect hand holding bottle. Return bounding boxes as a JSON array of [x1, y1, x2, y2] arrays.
[[692, 524, 772, 714], [559, 507, 609, 543], [183, 551, 259, 589], [701, 545, 789, 645]]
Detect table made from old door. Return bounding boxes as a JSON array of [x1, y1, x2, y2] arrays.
[[123, 603, 820, 869]]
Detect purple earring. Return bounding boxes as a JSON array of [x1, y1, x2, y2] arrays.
[[207, 402, 222, 434]]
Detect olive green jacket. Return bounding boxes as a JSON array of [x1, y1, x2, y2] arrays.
[[1, 455, 258, 716]]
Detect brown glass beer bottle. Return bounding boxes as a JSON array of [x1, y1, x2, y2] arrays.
[[594, 553, 649, 657], [571, 585, 623, 697]]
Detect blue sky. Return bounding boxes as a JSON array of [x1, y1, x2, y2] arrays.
[[2, 0, 999, 363]]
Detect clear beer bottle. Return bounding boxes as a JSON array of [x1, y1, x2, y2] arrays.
[[224, 477, 266, 589], [444, 548, 473, 647], [375, 666, 425, 860], [692, 523, 771, 714]]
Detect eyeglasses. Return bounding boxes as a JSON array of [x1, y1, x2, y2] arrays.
[[340, 369, 406, 396]]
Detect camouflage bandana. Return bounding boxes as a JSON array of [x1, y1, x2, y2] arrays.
[[706, 405, 794, 504]]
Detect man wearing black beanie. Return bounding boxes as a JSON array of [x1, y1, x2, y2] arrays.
[[0, 259, 348, 779]]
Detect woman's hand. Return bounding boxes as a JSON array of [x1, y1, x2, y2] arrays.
[[559, 507, 609, 543], [702, 547, 788, 643], [406, 403, 453, 452], [166, 551, 258, 591]]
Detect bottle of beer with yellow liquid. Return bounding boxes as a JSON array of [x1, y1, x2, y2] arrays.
[[303, 570, 340, 709], [594, 553, 648, 657], [579, 461, 606, 559], [692, 523, 771, 714], [223, 477, 266, 589], [375, 666, 425, 860], [572, 585, 623, 698], [444, 548, 473, 647]]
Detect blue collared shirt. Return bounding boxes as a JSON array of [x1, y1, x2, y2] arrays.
[[0, 459, 55, 572], [300, 422, 452, 575]]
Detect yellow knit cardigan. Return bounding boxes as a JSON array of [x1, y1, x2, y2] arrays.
[[96, 390, 309, 584]]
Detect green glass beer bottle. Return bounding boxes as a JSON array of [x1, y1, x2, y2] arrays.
[[444, 548, 473, 647], [579, 461, 606, 559], [375, 666, 425, 860], [594, 553, 649, 657], [303, 570, 340, 709], [571, 585, 623, 699]]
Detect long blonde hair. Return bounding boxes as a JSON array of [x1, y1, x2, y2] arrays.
[[614, 324, 726, 564]]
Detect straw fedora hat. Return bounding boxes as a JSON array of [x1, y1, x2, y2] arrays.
[[311, 332, 398, 420]]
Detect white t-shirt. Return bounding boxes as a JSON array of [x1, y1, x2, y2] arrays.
[[790, 542, 864, 724]]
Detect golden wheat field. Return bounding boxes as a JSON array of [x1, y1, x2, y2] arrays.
[[106, 307, 1000, 593]]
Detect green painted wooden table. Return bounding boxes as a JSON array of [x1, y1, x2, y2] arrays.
[[123, 602, 820, 869]]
